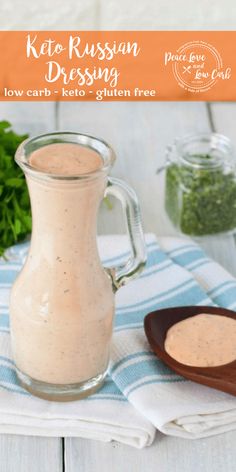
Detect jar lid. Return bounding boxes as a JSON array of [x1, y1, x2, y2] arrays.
[[176, 133, 234, 170]]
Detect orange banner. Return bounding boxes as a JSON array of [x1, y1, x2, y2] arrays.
[[0, 31, 235, 101]]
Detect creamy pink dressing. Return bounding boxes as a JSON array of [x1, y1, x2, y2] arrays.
[[164, 313, 236, 367], [29, 143, 102, 175], [10, 143, 114, 385]]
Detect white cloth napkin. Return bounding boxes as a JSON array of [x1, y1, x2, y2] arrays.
[[0, 234, 236, 447]]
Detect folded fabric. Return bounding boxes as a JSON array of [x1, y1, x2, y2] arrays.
[[0, 234, 236, 448]]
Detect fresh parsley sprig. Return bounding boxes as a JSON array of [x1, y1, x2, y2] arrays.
[[0, 121, 31, 256]]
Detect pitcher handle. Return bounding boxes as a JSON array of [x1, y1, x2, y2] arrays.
[[104, 177, 147, 291]]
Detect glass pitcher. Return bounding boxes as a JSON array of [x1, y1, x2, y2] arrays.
[[10, 132, 146, 401]]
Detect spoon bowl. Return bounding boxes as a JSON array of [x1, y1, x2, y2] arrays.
[[144, 305, 236, 396]]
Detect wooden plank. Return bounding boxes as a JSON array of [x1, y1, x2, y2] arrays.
[[0, 0, 98, 30], [0, 435, 62, 472], [0, 102, 56, 135], [209, 102, 236, 142], [65, 430, 236, 472], [200, 102, 236, 277], [60, 101, 236, 274], [98, 0, 236, 29], [198, 233, 236, 278], [59, 102, 211, 236]]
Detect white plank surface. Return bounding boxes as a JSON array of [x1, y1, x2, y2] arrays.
[[0, 435, 62, 472], [199, 102, 236, 277], [59, 101, 236, 276], [0, 102, 56, 135], [98, 0, 236, 29], [59, 101, 211, 236], [65, 431, 236, 472], [209, 102, 236, 144], [1, 0, 236, 29], [0, 0, 98, 30]]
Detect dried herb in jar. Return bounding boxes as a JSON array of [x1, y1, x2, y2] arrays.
[[165, 156, 236, 236]]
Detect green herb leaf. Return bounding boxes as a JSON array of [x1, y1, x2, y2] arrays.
[[14, 219, 22, 235], [0, 121, 11, 131], [0, 122, 30, 256], [5, 177, 24, 188]]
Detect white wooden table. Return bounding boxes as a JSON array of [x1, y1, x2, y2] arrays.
[[1, 100, 236, 471]]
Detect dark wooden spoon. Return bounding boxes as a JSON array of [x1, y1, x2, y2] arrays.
[[144, 306, 236, 396]]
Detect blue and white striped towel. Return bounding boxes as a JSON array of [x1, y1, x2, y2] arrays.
[[1, 234, 236, 448]]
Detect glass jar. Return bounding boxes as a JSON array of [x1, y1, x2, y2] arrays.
[[164, 133, 236, 236]]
